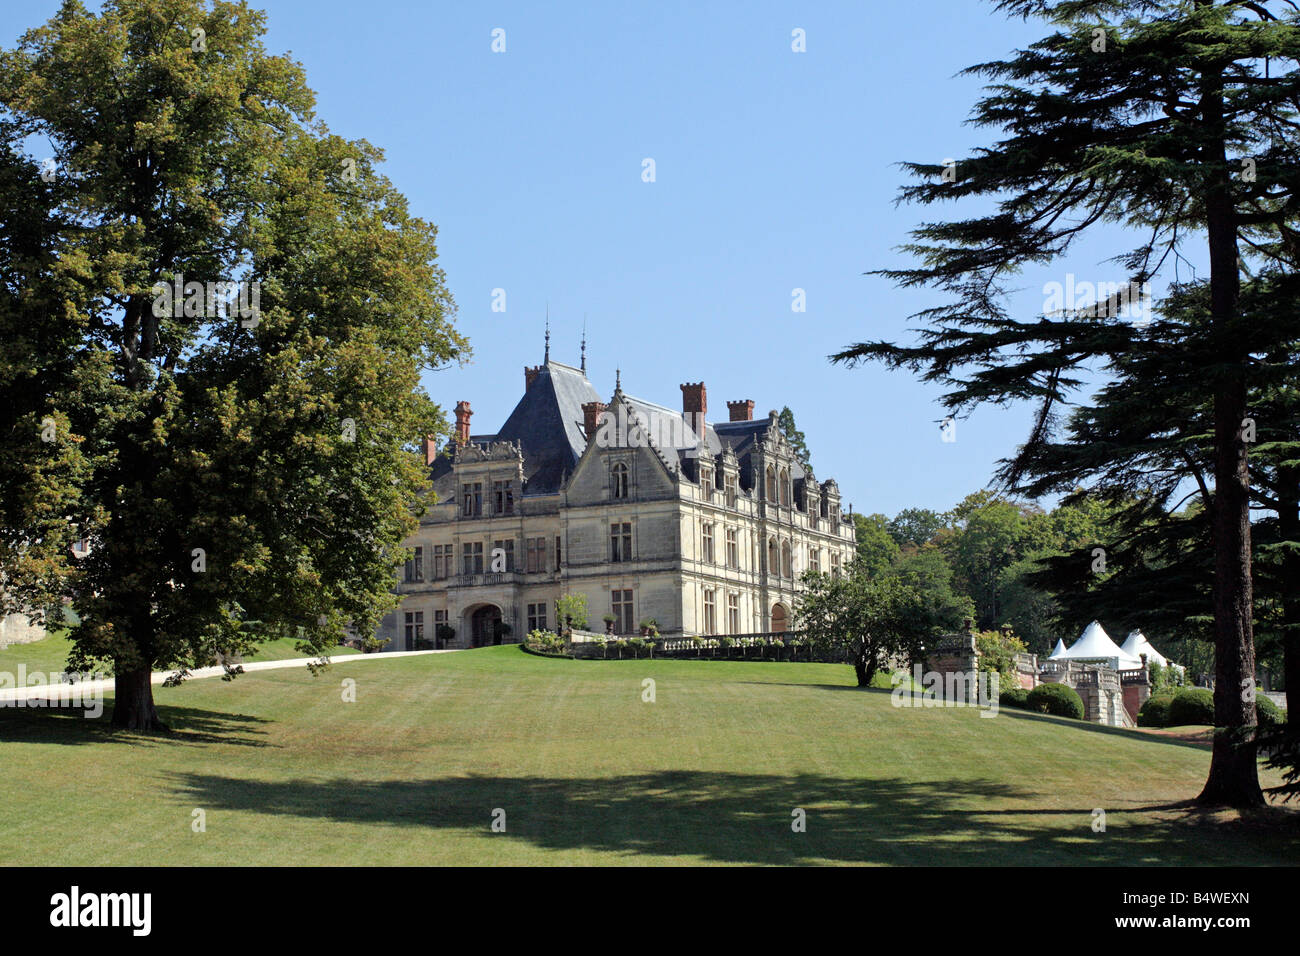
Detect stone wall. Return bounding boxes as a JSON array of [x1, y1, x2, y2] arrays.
[[0, 611, 46, 648]]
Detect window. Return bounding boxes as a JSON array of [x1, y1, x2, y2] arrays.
[[432, 544, 452, 579], [404, 546, 424, 583], [462, 482, 482, 517], [526, 536, 546, 573], [493, 480, 514, 515], [809, 548, 821, 574], [725, 474, 737, 508], [492, 539, 515, 572], [610, 462, 629, 499], [766, 465, 777, 502], [610, 521, 632, 562], [701, 522, 715, 563], [782, 541, 793, 578], [700, 466, 713, 500], [527, 603, 548, 632], [728, 593, 739, 634], [831, 552, 841, 578], [555, 535, 562, 568], [725, 527, 738, 568], [462, 541, 484, 575], [612, 589, 634, 635], [703, 589, 717, 635], [768, 538, 779, 576], [780, 468, 791, 507], [403, 611, 424, 649]]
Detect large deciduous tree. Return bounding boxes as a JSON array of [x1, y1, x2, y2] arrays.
[[834, 0, 1300, 807], [0, 0, 465, 730]]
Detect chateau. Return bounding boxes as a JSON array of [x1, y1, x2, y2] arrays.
[[374, 347, 857, 650]]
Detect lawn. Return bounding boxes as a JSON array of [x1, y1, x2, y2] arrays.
[[0, 645, 1295, 866], [0, 631, 359, 675]]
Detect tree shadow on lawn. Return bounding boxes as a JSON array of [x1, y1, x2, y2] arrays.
[[0, 704, 273, 749], [163, 769, 1300, 865]]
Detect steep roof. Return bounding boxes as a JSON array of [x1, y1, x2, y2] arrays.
[[493, 361, 601, 494]]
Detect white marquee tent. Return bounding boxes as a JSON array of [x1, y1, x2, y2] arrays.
[[1120, 630, 1169, 669], [1055, 620, 1144, 669]]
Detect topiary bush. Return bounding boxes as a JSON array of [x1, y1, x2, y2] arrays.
[[1137, 694, 1173, 728], [1168, 687, 1215, 726], [1026, 682, 1085, 719], [1256, 694, 1284, 728], [999, 687, 1029, 710]]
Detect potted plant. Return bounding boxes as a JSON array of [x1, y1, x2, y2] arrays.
[[436, 623, 455, 649], [603, 613, 617, 635]]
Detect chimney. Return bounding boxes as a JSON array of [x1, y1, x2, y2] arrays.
[[524, 365, 542, 391], [727, 399, 755, 422], [680, 382, 707, 423], [582, 401, 608, 442], [421, 436, 438, 465], [454, 401, 472, 444]]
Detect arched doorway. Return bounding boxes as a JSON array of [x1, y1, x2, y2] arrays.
[[469, 605, 503, 648], [771, 603, 789, 633]]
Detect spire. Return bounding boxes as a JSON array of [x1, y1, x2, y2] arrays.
[[580, 315, 587, 373], [544, 304, 550, 363], [615, 368, 621, 393]]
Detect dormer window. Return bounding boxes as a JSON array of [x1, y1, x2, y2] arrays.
[[611, 462, 629, 499]]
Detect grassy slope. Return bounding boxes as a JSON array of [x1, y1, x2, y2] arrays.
[[0, 646, 1295, 866], [0, 632, 358, 675]]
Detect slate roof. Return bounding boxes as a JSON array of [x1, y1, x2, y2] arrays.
[[431, 360, 602, 497]]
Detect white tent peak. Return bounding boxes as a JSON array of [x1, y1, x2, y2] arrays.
[[1059, 621, 1143, 667], [1120, 629, 1169, 669], [1048, 638, 1068, 659]]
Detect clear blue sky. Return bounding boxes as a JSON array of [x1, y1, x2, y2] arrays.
[[5, 1, 1197, 517]]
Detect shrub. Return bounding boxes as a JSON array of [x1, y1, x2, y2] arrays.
[[999, 687, 1029, 710], [1256, 694, 1284, 728], [1168, 687, 1215, 726], [1026, 683, 1085, 720], [1137, 695, 1173, 728]]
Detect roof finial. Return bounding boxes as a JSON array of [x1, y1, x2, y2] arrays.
[[581, 314, 587, 373], [544, 304, 550, 363], [615, 367, 621, 392]]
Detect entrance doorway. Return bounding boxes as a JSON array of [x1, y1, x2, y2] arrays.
[[771, 603, 789, 633], [470, 605, 503, 647]]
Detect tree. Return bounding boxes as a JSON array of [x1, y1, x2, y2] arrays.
[[886, 508, 948, 550], [852, 512, 899, 577], [834, 0, 1300, 807], [795, 564, 933, 686], [0, 0, 465, 729], [891, 545, 975, 635], [555, 593, 589, 632], [777, 406, 812, 470]]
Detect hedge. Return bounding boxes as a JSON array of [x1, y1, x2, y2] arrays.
[[1168, 687, 1215, 726], [1026, 682, 1085, 720], [999, 687, 1029, 710], [1257, 694, 1284, 728], [1137, 695, 1173, 728]]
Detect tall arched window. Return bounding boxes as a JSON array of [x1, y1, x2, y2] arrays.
[[779, 468, 791, 507], [767, 537, 779, 576], [766, 465, 777, 502], [782, 540, 793, 578], [610, 462, 629, 499]]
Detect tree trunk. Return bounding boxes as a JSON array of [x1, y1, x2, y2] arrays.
[[1197, 75, 1262, 806], [110, 667, 166, 731]]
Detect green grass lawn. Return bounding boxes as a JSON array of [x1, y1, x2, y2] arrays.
[[0, 631, 358, 675], [1, 645, 1295, 866]]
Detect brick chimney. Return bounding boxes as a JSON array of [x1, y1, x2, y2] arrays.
[[582, 401, 608, 442], [454, 401, 472, 444], [680, 382, 707, 423], [420, 436, 438, 465], [524, 365, 542, 391], [727, 399, 755, 422]]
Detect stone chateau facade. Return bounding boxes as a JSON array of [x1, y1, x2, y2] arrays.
[[374, 351, 856, 650]]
